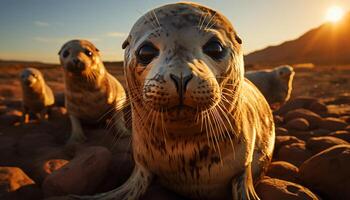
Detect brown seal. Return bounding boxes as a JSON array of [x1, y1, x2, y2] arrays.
[[72, 2, 274, 200], [59, 39, 129, 144], [20, 67, 54, 123]]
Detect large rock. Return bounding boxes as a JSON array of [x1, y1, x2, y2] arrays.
[[318, 117, 347, 131], [284, 109, 322, 129], [33, 159, 69, 184], [275, 136, 303, 152], [43, 146, 112, 197], [276, 127, 288, 136], [299, 145, 350, 200], [286, 118, 310, 131], [0, 166, 35, 192], [275, 97, 319, 115], [0, 110, 22, 126], [95, 152, 134, 193], [278, 143, 312, 167], [266, 161, 299, 183], [306, 136, 348, 154], [329, 130, 350, 142], [256, 178, 319, 200], [309, 101, 328, 114]]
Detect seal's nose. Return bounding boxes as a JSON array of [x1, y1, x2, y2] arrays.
[[170, 73, 193, 101], [72, 58, 80, 65]]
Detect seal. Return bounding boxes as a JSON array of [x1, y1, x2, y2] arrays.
[[20, 67, 55, 123], [59, 39, 128, 144], [245, 65, 295, 105], [72, 2, 274, 200]]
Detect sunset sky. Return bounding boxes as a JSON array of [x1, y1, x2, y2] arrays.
[[1, 0, 349, 63]]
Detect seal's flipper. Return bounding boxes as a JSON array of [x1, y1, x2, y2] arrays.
[[232, 163, 260, 200], [69, 165, 153, 200]]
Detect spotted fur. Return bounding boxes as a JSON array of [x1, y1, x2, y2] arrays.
[[59, 40, 128, 143], [71, 2, 274, 200], [20, 67, 55, 123]]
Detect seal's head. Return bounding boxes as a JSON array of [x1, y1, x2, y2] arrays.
[[123, 2, 243, 121], [20, 67, 43, 87], [59, 40, 102, 75]]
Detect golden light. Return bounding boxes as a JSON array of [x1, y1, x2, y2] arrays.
[[326, 6, 345, 22]]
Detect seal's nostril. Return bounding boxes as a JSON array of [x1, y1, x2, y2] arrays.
[[170, 73, 193, 102], [183, 74, 193, 92], [170, 74, 180, 93], [73, 59, 79, 65]]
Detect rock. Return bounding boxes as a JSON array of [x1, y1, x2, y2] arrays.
[[274, 115, 284, 125], [330, 130, 350, 142], [276, 127, 288, 136], [286, 118, 310, 131], [0, 136, 17, 165], [309, 101, 328, 114], [275, 136, 304, 152], [324, 104, 350, 117], [278, 143, 312, 167], [256, 178, 319, 200], [288, 131, 313, 141], [299, 145, 350, 200], [311, 129, 331, 136], [0, 105, 8, 115], [0, 167, 35, 192], [306, 136, 348, 154], [1, 184, 43, 200], [284, 109, 322, 128], [17, 133, 56, 156], [33, 159, 69, 184], [318, 117, 347, 131], [346, 125, 350, 132], [50, 107, 67, 118], [266, 161, 299, 183], [275, 97, 319, 115], [43, 146, 112, 197], [0, 110, 22, 126], [95, 152, 134, 193]]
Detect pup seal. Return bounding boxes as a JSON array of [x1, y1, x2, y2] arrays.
[[72, 2, 274, 200], [245, 65, 295, 105], [20, 67, 55, 123], [59, 40, 128, 144]]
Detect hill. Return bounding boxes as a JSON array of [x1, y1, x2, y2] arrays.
[[245, 12, 350, 66]]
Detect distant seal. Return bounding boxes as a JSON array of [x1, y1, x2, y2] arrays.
[[245, 65, 295, 105], [59, 39, 128, 144], [72, 2, 274, 200], [20, 67, 55, 123]]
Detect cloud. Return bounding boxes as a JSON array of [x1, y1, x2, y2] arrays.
[[34, 21, 50, 27], [106, 32, 127, 38]]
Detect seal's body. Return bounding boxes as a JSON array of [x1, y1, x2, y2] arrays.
[[72, 3, 274, 200], [20, 68, 54, 123], [59, 40, 128, 143], [245, 65, 295, 105]]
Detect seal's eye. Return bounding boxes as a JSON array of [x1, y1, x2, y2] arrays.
[[136, 43, 159, 65], [84, 49, 93, 57], [203, 40, 225, 60], [62, 50, 70, 58]]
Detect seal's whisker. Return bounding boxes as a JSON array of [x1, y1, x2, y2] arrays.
[[199, 12, 209, 30], [204, 11, 217, 30], [152, 10, 161, 29]]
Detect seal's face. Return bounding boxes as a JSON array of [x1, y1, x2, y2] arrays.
[[20, 68, 42, 87], [59, 40, 101, 75], [124, 3, 243, 120]]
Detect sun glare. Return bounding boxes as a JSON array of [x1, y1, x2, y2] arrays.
[[326, 6, 345, 23]]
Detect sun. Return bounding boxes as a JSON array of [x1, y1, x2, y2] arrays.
[[326, 6, 345, 23]]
